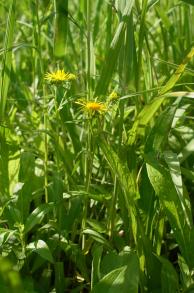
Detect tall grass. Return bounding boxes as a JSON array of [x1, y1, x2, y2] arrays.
[[0, 0, 194, 292]]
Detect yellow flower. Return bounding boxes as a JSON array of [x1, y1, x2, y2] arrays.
[[109, 91, 119, 100], [45, 69, 76, 83], [76, 100, 106, 114]]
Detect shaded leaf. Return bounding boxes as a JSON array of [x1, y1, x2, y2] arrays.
[[92, 252, 139, 293], [27, 240, 54, 263], [24, 203, 54, 233]]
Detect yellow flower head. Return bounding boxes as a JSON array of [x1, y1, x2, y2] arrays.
[[76, 99, 106, 114], [45, 69, 76, 84], [109, 91, 119, 101]]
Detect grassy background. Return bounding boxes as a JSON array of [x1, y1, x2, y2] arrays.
[[0, 0, 194, 292]]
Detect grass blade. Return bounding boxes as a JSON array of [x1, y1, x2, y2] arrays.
[[54, 0, 68, 57], [0, 0, 15, 120], [95, 0, 135, 95]]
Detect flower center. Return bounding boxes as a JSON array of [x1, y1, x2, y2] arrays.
[[86, 102, 103, 111]]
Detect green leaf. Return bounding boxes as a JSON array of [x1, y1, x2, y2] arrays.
[[18, 152, 35, 182], [146, 153, 194, 268], [98, 137, 138, 202], [157, 256, 179, 293], [164, 151, 192, 224], [158, 47, 194, 96], [54, 0, 68, 57], [178, 138, 194, 163], [8, 152, 20, 194], [100, 249, 136, 276], [83, 228, 112, 249], [24, 203, 54, 233], [128, 47, 194, 145], [92, 252, 139, 293], [0, 0, 15, 119], [95, 0, 135, 95], [145, 99, 180, 153], [27, 240, 54, 263], [0, 131, 9, 199], [180, 0, 194, 6], [54, 262, 65, 293], [91, 245, 103, 288]]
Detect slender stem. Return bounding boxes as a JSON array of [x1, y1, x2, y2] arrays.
[[86, 0, 91, 100], [108, 99, 124, 238], [35, 0, 48, 203], [136, 0, 149, 110], [82, 0, 92, 250], [108, 175, 117, 239], [82, 117, 92, 250], [54, 87, 60, 171]]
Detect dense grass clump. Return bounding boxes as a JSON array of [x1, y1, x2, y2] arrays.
[[0, 0, 194, 292]]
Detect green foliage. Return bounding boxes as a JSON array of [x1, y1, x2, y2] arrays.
[[0, 0, 194, 292]]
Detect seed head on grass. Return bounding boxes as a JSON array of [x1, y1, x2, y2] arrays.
[[45, 69, 76, 84]]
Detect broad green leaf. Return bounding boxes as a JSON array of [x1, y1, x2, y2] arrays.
[[92, 252, 139, 293], [83, 228, 112, 249], [146, 153, 194, 268], [27, 240, 54, 263], [91, 245, 103, 288], [101, 249, 137, 276], [157, 256, 179, 293], [24, 203, 54, 233], [178, 255, 193, 289], [87, 219, 106, 234], [164, 151, 192, 225]]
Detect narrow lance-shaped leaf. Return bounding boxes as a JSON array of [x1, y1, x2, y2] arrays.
[[146, 153, 194, 268], [158, 47, 194, 96], [98, 137, 138, 201], [163, 151, 192, 226], [54, 0, 68, 57], [95, 0, 135, 95], [128, 47, 194, 145], [0, 0, 15, 120], [24, 203, 54, 233]]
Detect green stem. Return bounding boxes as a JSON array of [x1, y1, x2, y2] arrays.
[[136, 0, 149, 110], [108, 175, 117, 239], [54, 87, 61, 171], [35, 0, 48, 203], [81, 0, 92, 250], [86, 0, 91, 100], [82, 118, 92, 250]]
